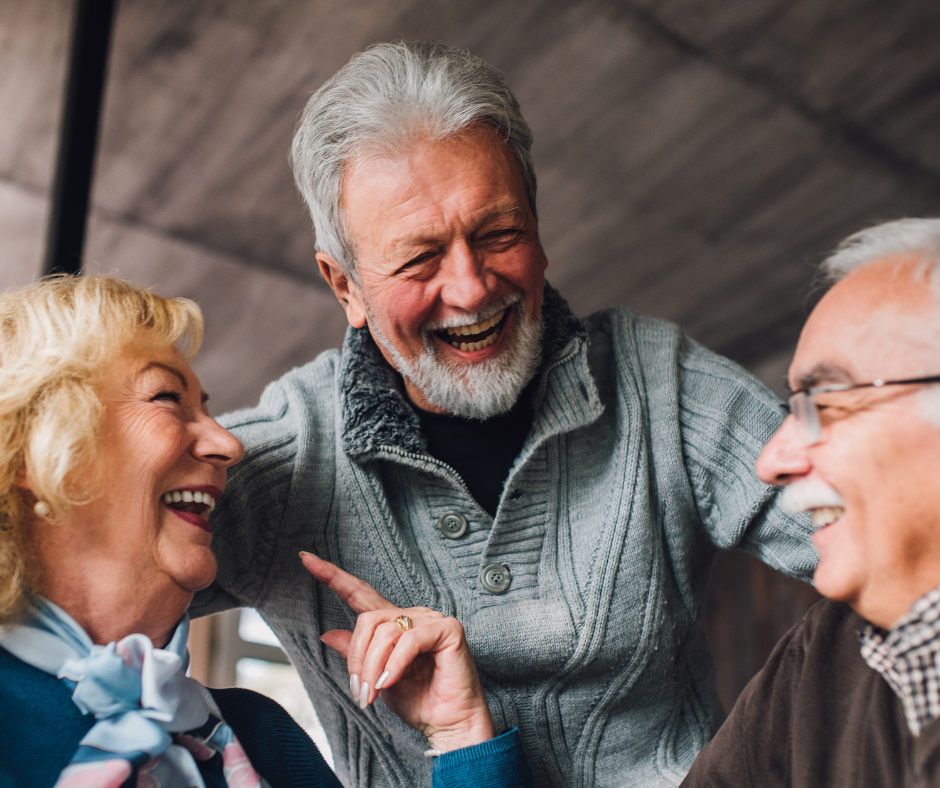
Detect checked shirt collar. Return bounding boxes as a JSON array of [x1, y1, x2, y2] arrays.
[[860, 584, 940, 736]]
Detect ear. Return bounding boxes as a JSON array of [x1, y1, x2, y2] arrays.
[[317, 252, 367, 329]]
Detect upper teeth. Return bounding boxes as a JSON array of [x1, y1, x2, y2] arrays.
[[162, 490, 216, 512], [810, 507, 843, 528], [444, 310, 505, 337]]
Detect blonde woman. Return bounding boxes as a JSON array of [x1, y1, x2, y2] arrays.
[[0, 276, 534, 788]]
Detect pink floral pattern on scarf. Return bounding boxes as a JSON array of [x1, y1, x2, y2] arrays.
[[222, 741, 263, 788], [54, 759, 132, 788]]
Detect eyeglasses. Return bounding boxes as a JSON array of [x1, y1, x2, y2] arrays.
[[783, 374, 940, 446]]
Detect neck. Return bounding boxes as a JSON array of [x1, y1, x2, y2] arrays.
[[857, 569, 940, 630], [403, 377, 450, 414], [33, 529, 190, 648]]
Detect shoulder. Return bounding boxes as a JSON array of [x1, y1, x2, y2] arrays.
[[682, 601, 867, 788], [790, 598, 870, 664], [217, 350, 341, 485], [580, 306, 682, 395], [582, 306, 767, 396], [757, 599, 866, 682], [209, 685, 296, 729], [219, 350, 341, 443], [208, 688, 341, 788], [0, 647, 95, 788], [582, 305, 681, 356]]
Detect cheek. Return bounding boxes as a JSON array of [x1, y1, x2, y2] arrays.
[[369, 283, 436, 338], [500, 247, 546, 308]]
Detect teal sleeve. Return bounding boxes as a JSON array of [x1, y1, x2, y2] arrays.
[[432, 728, 536, 788]]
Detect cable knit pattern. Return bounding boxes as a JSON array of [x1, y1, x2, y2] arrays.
[[194, 284, 817, 788]]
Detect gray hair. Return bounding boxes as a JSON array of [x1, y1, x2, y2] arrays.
[[822, 218, 940, 426], [822, 218, 940, 285], [290, 41, 537, 280]]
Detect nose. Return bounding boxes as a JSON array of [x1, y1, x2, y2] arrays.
[[755, 415, 813, 486], [439, 240, 493, 314], [192, 414, 245, 468]]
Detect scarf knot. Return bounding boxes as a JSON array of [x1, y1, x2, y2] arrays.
[[0, 599, 267, 788]]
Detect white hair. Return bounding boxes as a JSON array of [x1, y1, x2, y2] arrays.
[[822, 218, 940, 285], [290, 41, 537, 281], [822, 218, 940, 426]]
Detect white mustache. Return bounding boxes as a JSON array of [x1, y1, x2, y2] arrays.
[[423, 293, 521, 332], [780, 477, 845, 513]]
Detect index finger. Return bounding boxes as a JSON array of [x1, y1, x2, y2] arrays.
[[299, 551, 392, 613]]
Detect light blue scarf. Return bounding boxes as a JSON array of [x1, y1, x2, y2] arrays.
[[0, 599, 267, 788]]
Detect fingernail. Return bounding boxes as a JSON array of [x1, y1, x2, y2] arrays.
[[375, 670, 390, 690], [350, 674, 359, 701], [299, 551, 311, 560], [359, 681, 370, 709]]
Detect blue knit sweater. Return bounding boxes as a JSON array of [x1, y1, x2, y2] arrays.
[[0, 646, 533, 787]]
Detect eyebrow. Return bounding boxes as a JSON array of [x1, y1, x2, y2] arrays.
[[396, 207, 524, 249], [141, 361, 189, 391], [793, 362, 854, 392]]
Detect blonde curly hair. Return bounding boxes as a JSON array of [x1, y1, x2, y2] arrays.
[[0, 275, 203, 623]]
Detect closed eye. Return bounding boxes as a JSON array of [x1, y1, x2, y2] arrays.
[[395, 250, 441, 280], [152, 390, 182, 404], [402, 251, 436, 268], [477, 229, 522, 248]]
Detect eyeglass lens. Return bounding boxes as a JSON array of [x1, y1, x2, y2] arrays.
[[788, 391, 821, 445]]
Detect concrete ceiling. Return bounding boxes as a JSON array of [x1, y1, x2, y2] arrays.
[[2, 0, 940, 413]]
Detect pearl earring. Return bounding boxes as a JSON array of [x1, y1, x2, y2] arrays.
[[33, 501, 50, 517]]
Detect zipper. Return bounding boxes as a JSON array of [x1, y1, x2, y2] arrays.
[[376, 444, 492, 521]]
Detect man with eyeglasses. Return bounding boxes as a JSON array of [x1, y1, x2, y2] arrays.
[[682, 217, 940, 787]]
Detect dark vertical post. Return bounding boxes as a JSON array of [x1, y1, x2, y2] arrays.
[[42, 0, 118, 277]]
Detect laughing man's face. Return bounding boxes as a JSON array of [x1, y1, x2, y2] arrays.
[[756, 254, 940, 628], [317, 125, 548, 417]]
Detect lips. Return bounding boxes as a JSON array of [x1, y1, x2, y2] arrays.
[[161, 485, 221, 533], [435, 307, 510, 352]]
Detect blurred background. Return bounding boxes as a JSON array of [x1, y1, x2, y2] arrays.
[[4, 0, 940, 761]]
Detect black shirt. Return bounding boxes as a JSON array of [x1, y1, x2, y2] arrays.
[[413, 395, 534, 517]]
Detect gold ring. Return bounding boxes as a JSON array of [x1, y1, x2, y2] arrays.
[[393, 615, 413, 633]]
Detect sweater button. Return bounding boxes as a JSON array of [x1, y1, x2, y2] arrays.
[[438, 511, 468, 539], [481, 563, 511, 594]]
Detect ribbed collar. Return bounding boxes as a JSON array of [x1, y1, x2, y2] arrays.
[[338, 282, 590, 457]]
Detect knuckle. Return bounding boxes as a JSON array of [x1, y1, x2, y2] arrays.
[[358, 610, 383, 626]]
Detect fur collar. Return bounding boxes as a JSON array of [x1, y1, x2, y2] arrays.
[[338, 282, 588, 457]]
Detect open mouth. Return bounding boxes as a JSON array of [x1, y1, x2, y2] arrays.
[[809, 506, 844, 529], [162, 488, 217, 531], [435, 308, 510, 352]]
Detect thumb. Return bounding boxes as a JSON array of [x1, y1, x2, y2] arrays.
[[320, 629, 353, 659]]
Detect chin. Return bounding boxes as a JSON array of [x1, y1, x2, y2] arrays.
[[174, 554, 218, 593], [811, 561, 857, 605]]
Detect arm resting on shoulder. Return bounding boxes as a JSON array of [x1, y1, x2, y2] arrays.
[[677, 334, 816, 580]]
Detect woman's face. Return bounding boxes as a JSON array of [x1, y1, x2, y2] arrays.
[[68, 341, 244, 593]]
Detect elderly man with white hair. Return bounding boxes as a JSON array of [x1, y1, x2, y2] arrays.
[[681, 218, 940, 787], [194, 42, 817, 788]]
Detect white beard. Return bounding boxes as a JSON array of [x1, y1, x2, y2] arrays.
[[366, 294, 543, 420]]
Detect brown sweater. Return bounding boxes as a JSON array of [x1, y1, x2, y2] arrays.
[[682, 600, 940, 787]]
